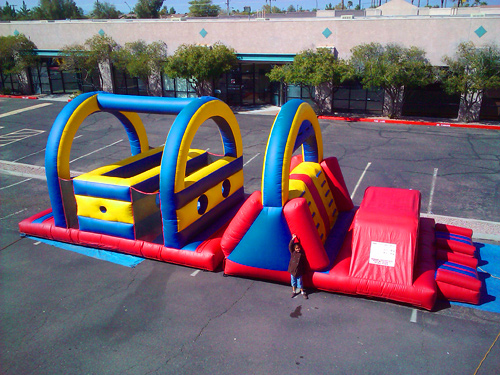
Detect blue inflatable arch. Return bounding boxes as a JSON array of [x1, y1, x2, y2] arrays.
[[45, 92, 195, 228], [261, 99, 323, 208]]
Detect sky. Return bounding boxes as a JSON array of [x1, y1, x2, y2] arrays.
[[9, 0, 500, 16]]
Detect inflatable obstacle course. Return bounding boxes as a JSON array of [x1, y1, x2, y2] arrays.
[[19, 94, 484, 309]]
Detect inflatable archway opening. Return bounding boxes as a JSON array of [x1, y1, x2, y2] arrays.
[[262, 99, 323, 208], [159, 98, 244, 248], [46, 92, 151, 228]]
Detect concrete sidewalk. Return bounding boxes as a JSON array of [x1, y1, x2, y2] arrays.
[[4, 93, 499, 129]]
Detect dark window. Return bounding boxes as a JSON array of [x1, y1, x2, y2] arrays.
[[480, 89, 500, 121], [403, 82, 459, 119]]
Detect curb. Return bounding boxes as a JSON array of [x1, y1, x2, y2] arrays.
[[0, 94, 38, 100], [318, 115, 500, 131]]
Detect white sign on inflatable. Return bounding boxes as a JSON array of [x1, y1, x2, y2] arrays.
[[369, 241, 397, 267]]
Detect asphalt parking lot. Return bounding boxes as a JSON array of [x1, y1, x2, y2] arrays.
[[1, 97, 499, 374]]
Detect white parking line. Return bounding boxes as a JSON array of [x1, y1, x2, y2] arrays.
[[410, 309, 418, 323], [0, 128, 45, 147], [0, 208, 27, 220], [244, 153, 260, 166], [0, 178, 32, 190], [0, 102, 52, 119], [13, 148, 47, 163], [427, 168, 438, 214], [191, 270, 200, 277], [350, 162, 371, 200], [13, 135, 83, 163], [70, 139, 123, 163]]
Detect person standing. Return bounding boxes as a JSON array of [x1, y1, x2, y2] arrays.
[[288, 234, 308, 299]]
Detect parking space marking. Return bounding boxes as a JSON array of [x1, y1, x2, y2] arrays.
[[13, 135, 82, 163], [0, 177, 32, 191], [0, 102, 52, 119], [0, 128, 45, 147], [427, 168, 438, 214], [13, 147, 47, 163], [244, 153, 260, 166], [351, 162, 371, 200], [0, 208, 27, 220], [410, 309, 418, 323], [191, 270, 200, 277], [69, 139, 123, 163]]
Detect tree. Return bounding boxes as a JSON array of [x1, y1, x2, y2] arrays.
[[287, 4, 296, 12], [91, 0, 121, 19], [325, 3, 334, 10], [1, 1, 16, 20], [113, 40, 168, 95], [59, 34, 119, 91], [32, 0, 84, 20], [17, 1, 33, 20], [165, 43, 237, 96], [268, 48, 349, 114], [347, 1, 353, 8], [0, 34, 38, 93], [441, 41, 500, 122], [349, 42, 434, 118], [188, 0, 220, 17], [133, 0, 164, 18], [335, 0, 346, 9]]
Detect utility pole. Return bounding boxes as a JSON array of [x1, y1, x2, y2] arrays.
[[226, 0, 230, 15]]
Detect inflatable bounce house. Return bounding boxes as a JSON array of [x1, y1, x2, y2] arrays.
[[19, 93, 482, 310]]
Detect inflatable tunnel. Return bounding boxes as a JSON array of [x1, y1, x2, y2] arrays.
[[19, 92, 245, 271]]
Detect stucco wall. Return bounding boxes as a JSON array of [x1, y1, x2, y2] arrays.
[[1, 15, 499, 65]]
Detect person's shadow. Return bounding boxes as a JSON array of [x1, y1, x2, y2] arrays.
[[290, 305, 302, 318]]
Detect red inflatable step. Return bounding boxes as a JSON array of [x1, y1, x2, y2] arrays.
[[435, 223, 473, 238], [435, 261, 481, 305], [435, 225, 476, 257], [436, 249, 478, 269]]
